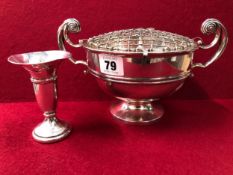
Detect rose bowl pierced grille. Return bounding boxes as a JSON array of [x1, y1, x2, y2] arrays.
[[86, 28, 198, 54]]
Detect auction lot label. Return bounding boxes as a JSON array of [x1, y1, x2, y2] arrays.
[[99, 54, 124, 76]]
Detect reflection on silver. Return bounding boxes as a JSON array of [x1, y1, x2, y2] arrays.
[[58, 18, 228, 124], [8, 50, 72, 143]]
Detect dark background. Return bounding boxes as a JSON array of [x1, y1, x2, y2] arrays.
[[0, 0, 232, 101]]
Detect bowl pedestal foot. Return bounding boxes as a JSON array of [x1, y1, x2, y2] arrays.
[[110, 99, 164, 124]]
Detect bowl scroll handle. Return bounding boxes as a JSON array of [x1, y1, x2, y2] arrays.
[[192, 18, 228, 68], [57, 18, 87, 66]]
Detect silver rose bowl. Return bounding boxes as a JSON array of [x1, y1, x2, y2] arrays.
[[57, 18, 228, 124]]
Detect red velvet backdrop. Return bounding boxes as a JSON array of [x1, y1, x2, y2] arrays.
[[1, 1, 233, 175], [0, 0, 232, 101]]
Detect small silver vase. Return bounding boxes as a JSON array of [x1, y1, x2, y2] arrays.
[[8, 50, 72, 143]]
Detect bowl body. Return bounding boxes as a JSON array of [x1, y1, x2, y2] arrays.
[[86, 50, 193, 100]]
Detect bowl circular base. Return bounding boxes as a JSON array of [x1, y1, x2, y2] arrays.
[[110, 100, 164, 124]]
